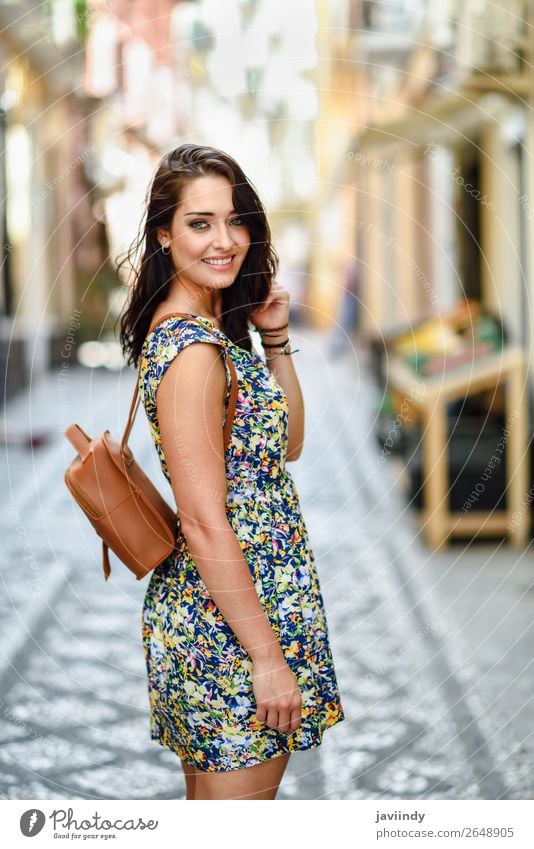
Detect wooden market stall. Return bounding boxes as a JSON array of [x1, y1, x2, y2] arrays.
[[384, 301, 530, 549]]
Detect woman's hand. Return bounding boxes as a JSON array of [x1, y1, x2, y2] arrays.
[[252, 652, 302, 734], [249, 280, 290, 333]]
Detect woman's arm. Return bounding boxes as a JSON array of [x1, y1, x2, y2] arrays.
[[157, 341, 284, 660], [250, 280, 305, 462], [262, 326, 304, 461]]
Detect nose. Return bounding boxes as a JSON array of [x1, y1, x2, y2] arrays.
[[211, 220, 236, 250]]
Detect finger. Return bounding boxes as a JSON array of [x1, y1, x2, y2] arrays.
[[289, 706, 302, 732], [266, 708, 279, 729], [252, 298, 268, 312], [277, 709, 291, 733], [255, 704, 267, 724]]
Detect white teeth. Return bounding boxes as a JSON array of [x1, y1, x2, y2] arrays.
[[202, 257, 233, 266]]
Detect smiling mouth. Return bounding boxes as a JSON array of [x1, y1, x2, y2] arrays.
[[201, 255, 236, 267]]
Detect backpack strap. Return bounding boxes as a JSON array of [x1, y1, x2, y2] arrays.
[[102, 540, 111, 581], [121, 312, 238, 454]]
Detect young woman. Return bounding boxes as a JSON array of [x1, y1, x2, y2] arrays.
[[119, 143, 345, 800]]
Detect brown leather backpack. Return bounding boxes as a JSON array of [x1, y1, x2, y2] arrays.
[[63, 313, 238, 581]]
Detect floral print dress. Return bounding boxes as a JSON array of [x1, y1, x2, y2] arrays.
[[138, 314, 345, 772]]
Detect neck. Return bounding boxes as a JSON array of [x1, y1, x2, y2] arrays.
[[164, 280, 220, 319]]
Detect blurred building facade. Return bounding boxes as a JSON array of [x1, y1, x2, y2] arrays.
[[5, 0, 533, 400], [0, 1, 99, 399], [315, 0, 534, 379]]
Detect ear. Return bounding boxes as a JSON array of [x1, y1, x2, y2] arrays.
[[156, 228, 170, 247]]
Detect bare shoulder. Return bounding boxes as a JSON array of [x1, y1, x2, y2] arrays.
[[156, 337, 227, 418]]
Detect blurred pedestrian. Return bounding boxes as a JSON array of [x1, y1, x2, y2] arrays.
[[328, 258, 360, 357]]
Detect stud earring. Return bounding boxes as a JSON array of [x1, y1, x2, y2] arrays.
[[161, 244, 170, 255]]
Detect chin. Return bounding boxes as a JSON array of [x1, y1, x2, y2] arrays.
[[197, 270, 241, 285]]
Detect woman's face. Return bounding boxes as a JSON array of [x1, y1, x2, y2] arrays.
[[158, 174, 251, 295]]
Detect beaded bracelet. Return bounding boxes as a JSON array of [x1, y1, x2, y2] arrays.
[[264, 338, 301, 360]]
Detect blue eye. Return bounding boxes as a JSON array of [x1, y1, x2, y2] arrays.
[[190, 217, 244, 230]]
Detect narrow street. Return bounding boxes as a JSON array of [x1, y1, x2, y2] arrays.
[[1, 329, 532, 800]]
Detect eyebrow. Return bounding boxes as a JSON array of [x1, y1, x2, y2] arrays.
[[184, 209, 238, 216]]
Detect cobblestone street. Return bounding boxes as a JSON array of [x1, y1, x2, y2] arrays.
[[1, 329, 532, 800]]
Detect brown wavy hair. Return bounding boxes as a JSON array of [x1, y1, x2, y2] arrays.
[[117, 143, 279, 367]]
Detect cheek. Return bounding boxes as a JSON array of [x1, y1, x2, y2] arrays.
[[178, 231, 207, 257], [239, 232, 251, 250]]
